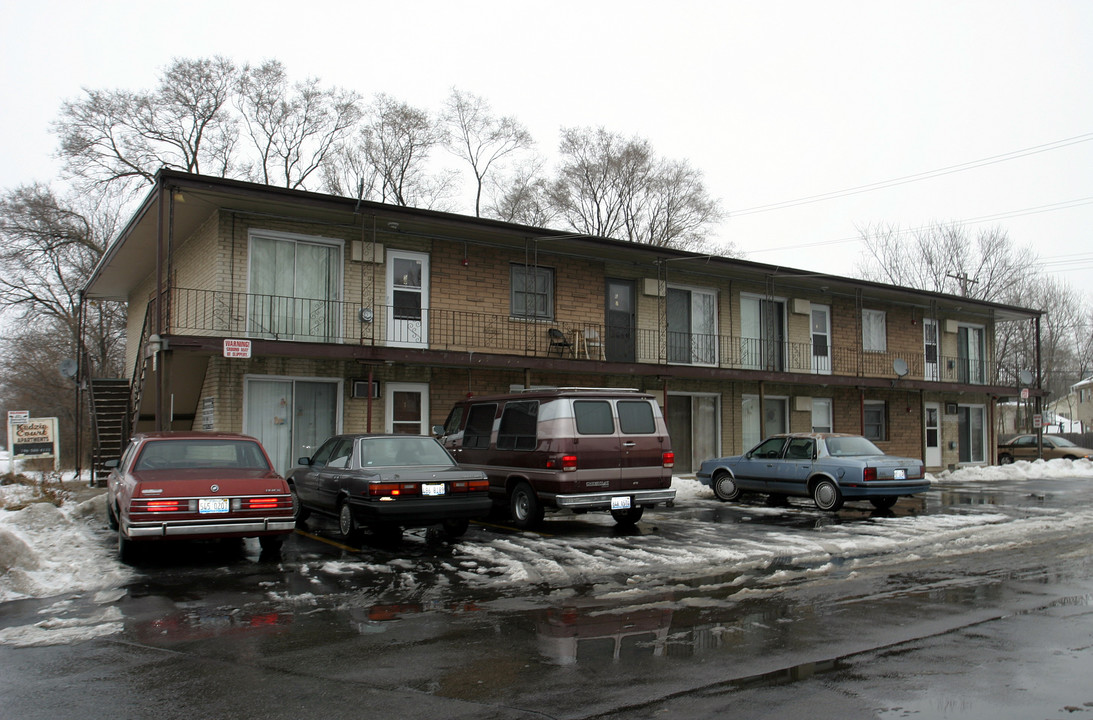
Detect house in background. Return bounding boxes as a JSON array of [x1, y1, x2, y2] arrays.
[[1048, 376, 1093, 433], [80, 170, 1042, 482]]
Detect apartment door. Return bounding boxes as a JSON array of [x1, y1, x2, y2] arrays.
[[923, 319, 939, 381], [386, 382, 430, 435], [244, 377, 340, 477], [811, 304, 831, 374], [386, 251, 429, 348], [666, 393, 720, 474], [924, 402, 941, 467], [604, 278, 635, 362]]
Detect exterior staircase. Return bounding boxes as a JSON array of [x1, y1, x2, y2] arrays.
[[88, 378, 130, 487]]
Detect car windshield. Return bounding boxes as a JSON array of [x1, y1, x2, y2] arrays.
[[134, 439, 271, 471], [824, 436, 884, 457], [358, 437, 455, 467]]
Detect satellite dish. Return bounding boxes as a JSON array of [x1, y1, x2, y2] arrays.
[[1018, 370, 1034, 386], [893, 358, 909, 378], [59, 358, 78, 379]]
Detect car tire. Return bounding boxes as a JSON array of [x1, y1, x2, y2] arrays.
[[290, 484, 310, 522], [337, 500, 360, 542], [259, 535, 284, 552], [442, 518, 470, 539], [106, 500, 119, 531], [811, 479, 844, 512], [999, 453, 1014, 465], [870, 496, 898, 510], [610, 506, 644, 525], [117, 527, 138, 563], [712, 471, 742, 502], [509, 481, 544, 529]]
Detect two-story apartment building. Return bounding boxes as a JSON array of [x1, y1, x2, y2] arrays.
[[81, 170, 1042, 479]]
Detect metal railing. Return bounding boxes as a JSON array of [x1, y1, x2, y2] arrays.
[[167, 287, 997, 384]]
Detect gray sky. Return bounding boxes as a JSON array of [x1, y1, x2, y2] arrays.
[[2, 0, 1091, 296]]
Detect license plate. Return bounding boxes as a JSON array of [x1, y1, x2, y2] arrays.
[[894, 468, 907, 480], [611, 496, 631, 510], [422, 483, 446, 496], [199, 498, 229, 514]]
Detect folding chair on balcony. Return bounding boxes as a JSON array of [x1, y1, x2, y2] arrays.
[[547, 327, 574, 356], [583, 328, 605, 360]]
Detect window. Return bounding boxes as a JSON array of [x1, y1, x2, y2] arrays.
[[574, 401, 615, 435], [742, 395, 788, 449], [957, 325, 985, 384], [812, 398, 833, 433], [511, 264, 554, 320], [958, 405, 986, 463], [463, 404, 497, 449], [750, 436, 787, 458], [863, 401, 887, 441], [667, 286, 717, 365], [326, 437, 355, 469], [248, 232, 341, 342], [786, 438, 814, 460], [618, 401, 656, 434], [741, 295, 786, 371], [862, 309, 887, 352], [497, 401, 539, 451]]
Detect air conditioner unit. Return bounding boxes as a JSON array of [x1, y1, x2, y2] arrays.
[[351, 379, 381, 398]]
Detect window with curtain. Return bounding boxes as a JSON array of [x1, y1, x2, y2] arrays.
[[667, 286, 717, 365], [249, 234, 341, 341], [862, 309, 887, 353]]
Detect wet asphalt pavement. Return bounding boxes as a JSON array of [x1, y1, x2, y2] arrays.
[[2, 475, 1092, 719]]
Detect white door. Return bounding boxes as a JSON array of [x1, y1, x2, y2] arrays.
[[386, 251, 429, 348], [923, 319, 939, 381], [925, 402, 941, 467], [386, 382, 430, 435], [811, 304, 831, 374]]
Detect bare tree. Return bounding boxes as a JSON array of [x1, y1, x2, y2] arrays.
[[442, 89, 533, 217], [235, 60, 362, 189], [483, 158, 557, 227], [546, 127, 724, 249], [855, 222, 1035, 302], [54, 56, 239, 196]]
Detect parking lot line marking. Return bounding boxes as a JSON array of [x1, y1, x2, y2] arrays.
[[293, 528, 359, 552]]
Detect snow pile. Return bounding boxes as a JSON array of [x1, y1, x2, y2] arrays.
[[929, 457, 1093, 483], [0, 485, 130, 604]]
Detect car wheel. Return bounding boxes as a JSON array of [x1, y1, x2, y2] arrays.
[[610, 506, 644, 525], [811, 479, 844, 512], [259, 535, 284, 552], [290, 484, 310, 522], [509, 481, 544, 529], [999, 453, 1014, 465], [337, 500, 359, 542], [712, 471, 742, 502], [106, 500, 119, 531], [442, 518, 470, 539], [1064, 455, 1078, 460], [870, 496, 898, 510]]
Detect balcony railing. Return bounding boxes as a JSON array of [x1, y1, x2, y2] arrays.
[[167, 287, 998, 384]]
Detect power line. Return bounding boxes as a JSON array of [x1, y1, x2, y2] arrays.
[[728, 132, 1093, 217]]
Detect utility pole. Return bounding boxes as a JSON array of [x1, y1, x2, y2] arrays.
[[946, 272, 979, 297]]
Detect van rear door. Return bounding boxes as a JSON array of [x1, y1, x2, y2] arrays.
[[616, 399, 672, 488], [571, 399, 625, 490]]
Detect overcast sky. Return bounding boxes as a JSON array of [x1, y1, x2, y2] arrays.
[[2, 0, 1091, 297]]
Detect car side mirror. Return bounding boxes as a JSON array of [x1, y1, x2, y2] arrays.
[[298, 456, 312, 466], [104, 459, 119, 469], [431, 424, 445, 437]]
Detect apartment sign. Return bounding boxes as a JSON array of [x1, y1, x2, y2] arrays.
[[223, 339, 252, 359]]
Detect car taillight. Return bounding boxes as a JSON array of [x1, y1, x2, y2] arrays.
[[449, 479, 489, 493], [368, 483, 422, 497], [545, 455, 578, 471], [244, 497, 283, 510], [863, 467, 877, 482], [662, 452, 675, 469], [146, 499, 183, 512]]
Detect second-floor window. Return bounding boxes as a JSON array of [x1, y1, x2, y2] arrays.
[[511, 264, 554, 320], [248, 232, 341, 342], [957, 324, 985, 384], [667, 286, 717, 365], [862, 309, 887, 353]]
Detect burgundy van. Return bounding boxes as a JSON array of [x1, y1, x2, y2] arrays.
[[435, 388, 675, 528]]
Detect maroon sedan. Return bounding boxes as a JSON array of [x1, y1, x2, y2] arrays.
[[106, 432, 295, 561]]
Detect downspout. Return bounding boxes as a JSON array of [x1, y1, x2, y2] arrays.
[[1035, 314, 1043, 459], [154, 182, 165, 431]]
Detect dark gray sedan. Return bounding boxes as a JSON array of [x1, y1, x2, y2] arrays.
[[288, 434, 491, 541], [696, 433, 929, 511]]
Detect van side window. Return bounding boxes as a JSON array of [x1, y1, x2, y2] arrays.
[[574, 400, 614, 435], [497, 401, 539, 451], [464, 404, 497, 449], [617, 400, 656, 434], [443, 406, 464, 435]]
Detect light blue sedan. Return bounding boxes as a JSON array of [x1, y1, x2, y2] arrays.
[[696, 433, 929, 511]]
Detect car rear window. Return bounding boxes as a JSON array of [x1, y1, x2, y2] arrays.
[[617, 400, 656, 434], [135, 439, 271, 471], [464, 404, 497, 449], [497, 401, 538, 451], [574, 400, 614, 435]]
